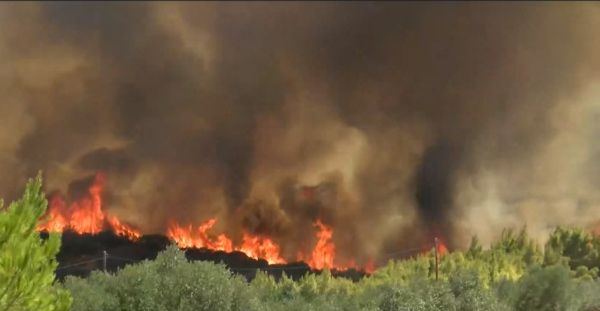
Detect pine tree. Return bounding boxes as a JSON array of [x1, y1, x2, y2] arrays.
[[0, 173, 71, 311]]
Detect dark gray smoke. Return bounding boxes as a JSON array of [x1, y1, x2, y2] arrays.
[[414, 140, 463, 241], [2, 2, 600, 264]]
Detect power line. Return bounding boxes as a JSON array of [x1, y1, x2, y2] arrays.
[[379, 246, 429, 259], [107, 255, 139, 263], [56, 257, 104, 271], [54, 244, 438, 274]]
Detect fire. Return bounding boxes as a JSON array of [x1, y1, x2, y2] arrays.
[[166, 218, 375, 269], [167, 220, 285, 264], [238, 234, 286, 264], [364, 259, 376, 274], [306, 220, 336, 270], [437, 240, 448, 256], [69, 172, 106, 234], [435, 238, 448, 256], [166, 219, 233, 252], [39, 195, 68, 232], [295, 220, 376, 272], [418, 237, 449, 258], [38, 172, 142, 239], [38, 171, 379, 272], [38, 172, 106, 234], [166, 218, 382, 270], [107, 216, 142, 240]]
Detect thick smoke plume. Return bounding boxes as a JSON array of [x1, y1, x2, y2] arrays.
[[2, 2, 600, 264]]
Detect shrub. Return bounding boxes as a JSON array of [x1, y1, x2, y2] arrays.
[[65, 245, 254, 311]]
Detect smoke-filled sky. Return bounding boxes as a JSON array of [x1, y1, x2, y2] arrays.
[[2, 2, 600, 263]]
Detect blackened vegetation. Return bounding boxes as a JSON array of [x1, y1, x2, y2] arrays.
[[53, 230, 367, 282]]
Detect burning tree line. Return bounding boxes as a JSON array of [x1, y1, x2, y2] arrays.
[[37, 172, 379, 272], [6, 173, 600, 311]]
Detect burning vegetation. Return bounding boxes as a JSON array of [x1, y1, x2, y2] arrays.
[[3, 2, 600, 278], [38, 173, 141, 240], [38, 172, 379, 271]]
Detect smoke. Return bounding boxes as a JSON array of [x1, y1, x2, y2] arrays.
[[2, 2, 600, 263]]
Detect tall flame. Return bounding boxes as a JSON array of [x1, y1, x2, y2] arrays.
[[40, 195, 69, 232], [68, 172, 106, 234], [306, 220, 336, 270], [38, 171, 377, 271], [38, 172, 141, 240]]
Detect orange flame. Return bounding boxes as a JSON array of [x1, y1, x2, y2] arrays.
[[238, 234, 286, 264], [306, 220, 336, 270], [364, 259, 376, 274], [296, 220, 375, 272], [107, 216, 142, 240], [68, 173, 106, 234], [166, 218, 234, 252], [39, 173, 107, 234], [437, 239, 448, 256], [37, 172, 381, 271], [38, 172, 142, 239], [166, 219, 286, 264], [418, 238, 450, 258], [39, 195, 69, 232], [167, 222, 208, 249]]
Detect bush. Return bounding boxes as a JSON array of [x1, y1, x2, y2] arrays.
[[65, 245, 255, 311], [249, 269, 366, 311], [509, 265, 600, 311], [449, 269, 509, 311], [376, 278, 456, 311], [56, 214, 600, 310]]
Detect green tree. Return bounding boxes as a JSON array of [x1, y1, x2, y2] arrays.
[[376, 278, 457, 311], [492, 227, 543, 266], [466, 236, 483, 259], [544, 227, 600, 275], [513, 265, 576, 311], [449, 269, 509, 311], [65, 245, 256, 311], [0, 174, 71, 311]]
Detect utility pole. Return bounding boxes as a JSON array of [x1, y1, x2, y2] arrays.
[[434, 237, 439, 281], [103, 250, 108, 272]]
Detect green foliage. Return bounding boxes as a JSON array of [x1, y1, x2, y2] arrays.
[[0, 173, 71, 311], [59, 221, 600, 310], [448, 269, 509, 311], [6, 173, 600, 310], [65, 245, 255, 311], [249, 269, 366, 311], [466, 236, 483, 259], [544, 227, 600, 276], [59, 273, 118, 311], [376, 278, 456, 311], [492, 228, 544, 266], [366, 255, 431, 285], [501, 264, 600, 311]]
